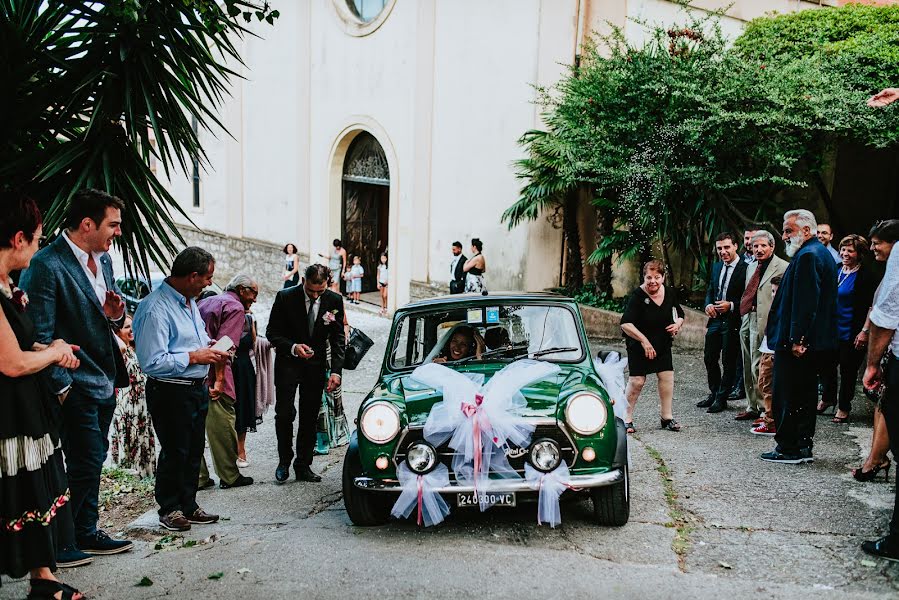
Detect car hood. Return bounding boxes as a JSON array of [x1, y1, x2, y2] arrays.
[[385, 365, 587, 427]]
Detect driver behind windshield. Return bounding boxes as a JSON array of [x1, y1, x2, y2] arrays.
[[432, 325, 484, 363]]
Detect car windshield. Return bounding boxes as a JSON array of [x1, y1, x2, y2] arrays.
[[389, 303, 583, 369]]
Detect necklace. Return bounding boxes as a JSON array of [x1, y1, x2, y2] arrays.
[[837, 265, 859, 289]]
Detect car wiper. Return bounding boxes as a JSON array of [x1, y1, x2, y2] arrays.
[[514, 346, 580, 361], [455, 343, 528, 364]]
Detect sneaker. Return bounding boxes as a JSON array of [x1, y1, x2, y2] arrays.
[[861, 536, 899, 563], [759, 450, 805, 464], [752, 417, 765, 425], [77, 530, 133, 555], [160, 510, 191, 532], [56, 546, 94, 568], [187, 508, 220, 524], [219, 475, 254, 489], [751, 423, 776, 436]]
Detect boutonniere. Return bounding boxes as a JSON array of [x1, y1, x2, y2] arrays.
[[644, 298, 650, 305], [322, 309, 338, 325]]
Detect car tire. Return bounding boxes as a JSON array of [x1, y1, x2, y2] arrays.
[[342, 434, 392, 526], [590, 464, 629, 526]]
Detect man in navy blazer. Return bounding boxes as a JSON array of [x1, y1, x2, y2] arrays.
[[697, 233, 748, 413], [761, 209, 838, 464], [21, 189, 134, 559]]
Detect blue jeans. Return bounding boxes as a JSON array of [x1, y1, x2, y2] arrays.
[[61, 390, 115, 540]]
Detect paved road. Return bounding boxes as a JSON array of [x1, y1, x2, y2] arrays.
[[3, 306, 897, 599]]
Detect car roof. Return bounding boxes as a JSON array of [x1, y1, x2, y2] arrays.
[[401, 291, 571, 311]]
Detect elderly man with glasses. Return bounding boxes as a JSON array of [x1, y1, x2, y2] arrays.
[[197, 274, 259, 491]]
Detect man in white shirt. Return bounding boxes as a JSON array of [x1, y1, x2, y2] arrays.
[[20, 189, 133, 563], [861, 219, 899, 563]]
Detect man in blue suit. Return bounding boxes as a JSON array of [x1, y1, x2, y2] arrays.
[[21, 189, 134, 560], [761, 209, 838, 464], [697, 233, 748, 413]]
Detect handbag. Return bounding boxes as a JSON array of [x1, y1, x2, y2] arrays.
[[344, 326, 374, 370]]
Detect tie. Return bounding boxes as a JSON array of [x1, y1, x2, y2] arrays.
[[740, 265, 763, 316], [307, 297, 316, 337], [718, 265, 731, 302]]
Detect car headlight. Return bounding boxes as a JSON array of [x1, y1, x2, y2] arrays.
[[529, 438, 561, 473], [565, 392, 607, 435], [360, 402, 401, 443], [406, 442, 437, 474]]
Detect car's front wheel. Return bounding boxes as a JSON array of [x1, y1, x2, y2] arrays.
[[342, 433, 393, 526], [590, 464, 629, 526]]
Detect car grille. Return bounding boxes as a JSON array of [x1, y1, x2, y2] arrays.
[[393, 423, 577, 477]]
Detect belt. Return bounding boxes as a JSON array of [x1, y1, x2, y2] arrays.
[[148, 376, 207, 387]]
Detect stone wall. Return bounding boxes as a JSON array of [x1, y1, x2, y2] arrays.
[[177, 225, 309, 297], [409, 279, 448, 304]]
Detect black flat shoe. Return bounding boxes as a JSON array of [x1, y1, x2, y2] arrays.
[[220, 475, 254, 489], [862, 536, 899, 563], [275, 464, 289, 483], [696, 394, 715, 408], [706, 401, 727, 413], [296, 466, 322, 482]]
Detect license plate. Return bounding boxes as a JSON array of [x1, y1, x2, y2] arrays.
[[456, 491, 516, 508]]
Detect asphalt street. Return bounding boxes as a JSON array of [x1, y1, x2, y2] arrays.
[[2, 305, 897, 600]]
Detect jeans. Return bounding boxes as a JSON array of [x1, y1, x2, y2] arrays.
[[146, 380, 209, 517], [61, 390, 115, 540], [704, 317, 740, 399], [772, 349, 831, 454]]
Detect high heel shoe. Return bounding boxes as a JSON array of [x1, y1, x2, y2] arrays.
[[852, 460, 891, 482]]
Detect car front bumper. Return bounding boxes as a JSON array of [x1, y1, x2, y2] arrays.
[[354, 467, 624, 493]]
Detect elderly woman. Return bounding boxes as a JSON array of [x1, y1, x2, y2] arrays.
[[0, 192, 84, 599], [820, 235, 880, 424], [852, 220, 899, 481], [620, 260, 685, 433]]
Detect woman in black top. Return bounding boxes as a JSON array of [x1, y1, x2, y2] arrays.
[[620, 260, 685, 433], [0, 192, 84, 599]]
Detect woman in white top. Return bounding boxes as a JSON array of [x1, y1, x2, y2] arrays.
[[376, 252, 388, 316], [318, 239, 347, 293], [463, 238, 487, 293]]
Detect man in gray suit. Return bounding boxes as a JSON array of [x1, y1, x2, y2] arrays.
[[735, 231, 789, 421], [21, 189, 134, 559]]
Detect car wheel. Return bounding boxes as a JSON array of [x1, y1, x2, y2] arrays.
[[590, 464, 629, 526], [342, 433, 392, 526]]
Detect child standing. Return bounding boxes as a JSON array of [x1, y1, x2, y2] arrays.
[[347, 255, 364, 304], [377, 253, 388, 316]]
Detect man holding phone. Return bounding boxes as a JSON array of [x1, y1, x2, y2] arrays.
[[267, 264, 346, 483], [197, 274, 259, 490], [133, 247, 229, 532], [698, 233, 748, 414]]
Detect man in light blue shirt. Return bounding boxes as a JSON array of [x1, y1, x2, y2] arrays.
[[133, 247, 228, 532]]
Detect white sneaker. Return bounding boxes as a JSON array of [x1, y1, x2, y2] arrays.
[[236, 458, 250, 468]]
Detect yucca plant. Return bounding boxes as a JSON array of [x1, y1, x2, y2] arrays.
[[0, 0, 277, 274]]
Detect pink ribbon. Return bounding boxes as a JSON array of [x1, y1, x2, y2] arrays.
[[416, 476, 424, 526], [461, 394, 489, 499]]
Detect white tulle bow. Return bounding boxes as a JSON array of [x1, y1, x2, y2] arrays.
[[524, 460, 578, 528], [391, 462, 451, 527], [409, 360, 561, 510], [594, 351, 628, 421]]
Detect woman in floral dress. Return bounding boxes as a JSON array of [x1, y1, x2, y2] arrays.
[[111, 316, 156, 478]]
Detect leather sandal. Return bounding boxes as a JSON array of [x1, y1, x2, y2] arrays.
[[28, 578, 85, 600], [660, 418, 682, 431], [625, 421, 636, 434]]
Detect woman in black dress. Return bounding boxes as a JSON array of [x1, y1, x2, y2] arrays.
[[620, 260, 685, 433], [0, 192, 84, 599], [234, 312, 258, 467]]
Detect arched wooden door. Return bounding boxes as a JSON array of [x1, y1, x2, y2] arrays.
[[342, 132, 389, 294]]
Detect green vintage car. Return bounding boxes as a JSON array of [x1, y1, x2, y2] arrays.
[[342, 292, 629, 526]]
